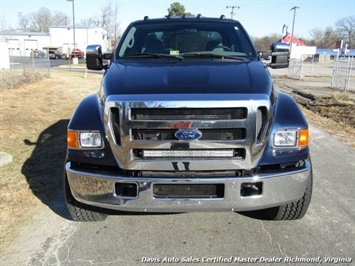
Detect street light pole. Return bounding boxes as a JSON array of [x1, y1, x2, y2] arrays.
[[67, 0, 75, 57], [290, 6, 299, 56]]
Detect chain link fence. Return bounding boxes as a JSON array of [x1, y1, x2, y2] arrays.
[[331, 56, 354, 92], [286, 56, 316, 80], [1, 52, 50, 89], [284, 55, 354, 92]]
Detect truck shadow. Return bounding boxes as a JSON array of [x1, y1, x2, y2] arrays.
[[22, 119, 72, 220]]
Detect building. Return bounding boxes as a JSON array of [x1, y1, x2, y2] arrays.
[[49, 26, 110, 57], [0, 32, 50, 57], [0, 26, 109, 57]]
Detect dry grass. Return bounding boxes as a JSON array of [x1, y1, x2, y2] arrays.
[[293, 92, 355, 148], [1, 68, 49, 89], [301, 107, 355, 148], [0, 70, 101, 256], [331, 91, 351, 103]]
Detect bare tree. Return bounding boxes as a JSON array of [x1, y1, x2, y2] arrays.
[[52, 11, 71, 26], [80, 18, 97, 27], [252, 33, 282, 51], [335, 16, 355, 48], [18, 7, 69, 32], [80, 2, 120, 49], [323, 26, 339, 48], [309, 27, 324, 47], [28, 7, 52, 32], [17, 12, 30, 31]]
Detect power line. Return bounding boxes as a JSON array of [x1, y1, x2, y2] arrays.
[[242, 0, 290, 22]]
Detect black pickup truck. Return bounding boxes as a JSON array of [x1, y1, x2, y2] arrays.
[[64, 15, 312, 221]]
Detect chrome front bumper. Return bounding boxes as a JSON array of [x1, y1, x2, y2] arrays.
[[65, 161, 311, 212]]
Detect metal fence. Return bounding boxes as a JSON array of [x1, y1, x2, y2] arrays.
[[331, 56, 354, 92], [1, 54, 50, 89], [286, 56, 315, 80]]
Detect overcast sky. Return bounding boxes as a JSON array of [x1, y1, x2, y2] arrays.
[[1, 0, 354, 39]]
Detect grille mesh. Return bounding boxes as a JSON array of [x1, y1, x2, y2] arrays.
[[256, 107, 267, 143], [131, 108, 247, 120], [110, 108, 121, 145]]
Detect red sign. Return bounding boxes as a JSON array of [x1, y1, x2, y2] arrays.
[[335, 40, 343, 49]]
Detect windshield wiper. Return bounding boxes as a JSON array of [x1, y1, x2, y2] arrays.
[[182, 53, 250, 61], [123, 53, 183, 61]]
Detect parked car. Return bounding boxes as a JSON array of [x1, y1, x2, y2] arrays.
[[49, 50, 61, 59], [60, 53, 69, 59], [30, 49, 45, 58], [71, 49, 84, 58]]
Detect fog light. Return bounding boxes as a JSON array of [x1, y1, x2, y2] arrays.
[[274, 130, 297, 147], [142, 149, 234, 158], [80, 132, 102, 148]]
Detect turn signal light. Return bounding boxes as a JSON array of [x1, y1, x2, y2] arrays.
[[298, 129, 309, 147], [67, 130, 78, 149]]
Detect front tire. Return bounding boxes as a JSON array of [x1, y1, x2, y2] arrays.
[[264, 167, 312, 220], [64, 174, 107, 222]]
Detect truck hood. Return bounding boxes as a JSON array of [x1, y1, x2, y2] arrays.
[[103, 60, 273, 95]]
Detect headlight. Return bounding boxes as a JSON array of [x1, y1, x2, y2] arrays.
[[274, 129, 308, 147], [274, 130, 297, 146], [67, 130, 103, 149], [80, 132, 102, 148]]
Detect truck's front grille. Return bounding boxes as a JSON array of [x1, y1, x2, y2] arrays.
[[132, 128, 245, 141], [131, 108, 247, 120], [105, 95, 271, 171]]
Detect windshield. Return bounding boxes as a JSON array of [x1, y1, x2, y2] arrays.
[[117, 20, 256, 60]]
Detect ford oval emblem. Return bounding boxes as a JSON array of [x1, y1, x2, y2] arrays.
[[175, 129, 202, 141]]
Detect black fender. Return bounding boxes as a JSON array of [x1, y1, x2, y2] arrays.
[[66, 93, 117, 166], [259, 91, 310, 165]]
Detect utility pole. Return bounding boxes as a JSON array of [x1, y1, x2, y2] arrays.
[[67, 0, 76, 57], [289, 6, 299, 56], [226, 6, 240, 19]]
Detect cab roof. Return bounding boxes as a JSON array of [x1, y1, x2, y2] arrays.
[[131, 14, 239, 24]]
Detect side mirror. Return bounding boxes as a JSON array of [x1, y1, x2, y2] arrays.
[[86, 45, 104, 70], [269, 42, 290, 69], [259, 51, 270, 60], [86, 45, 113, 70]]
